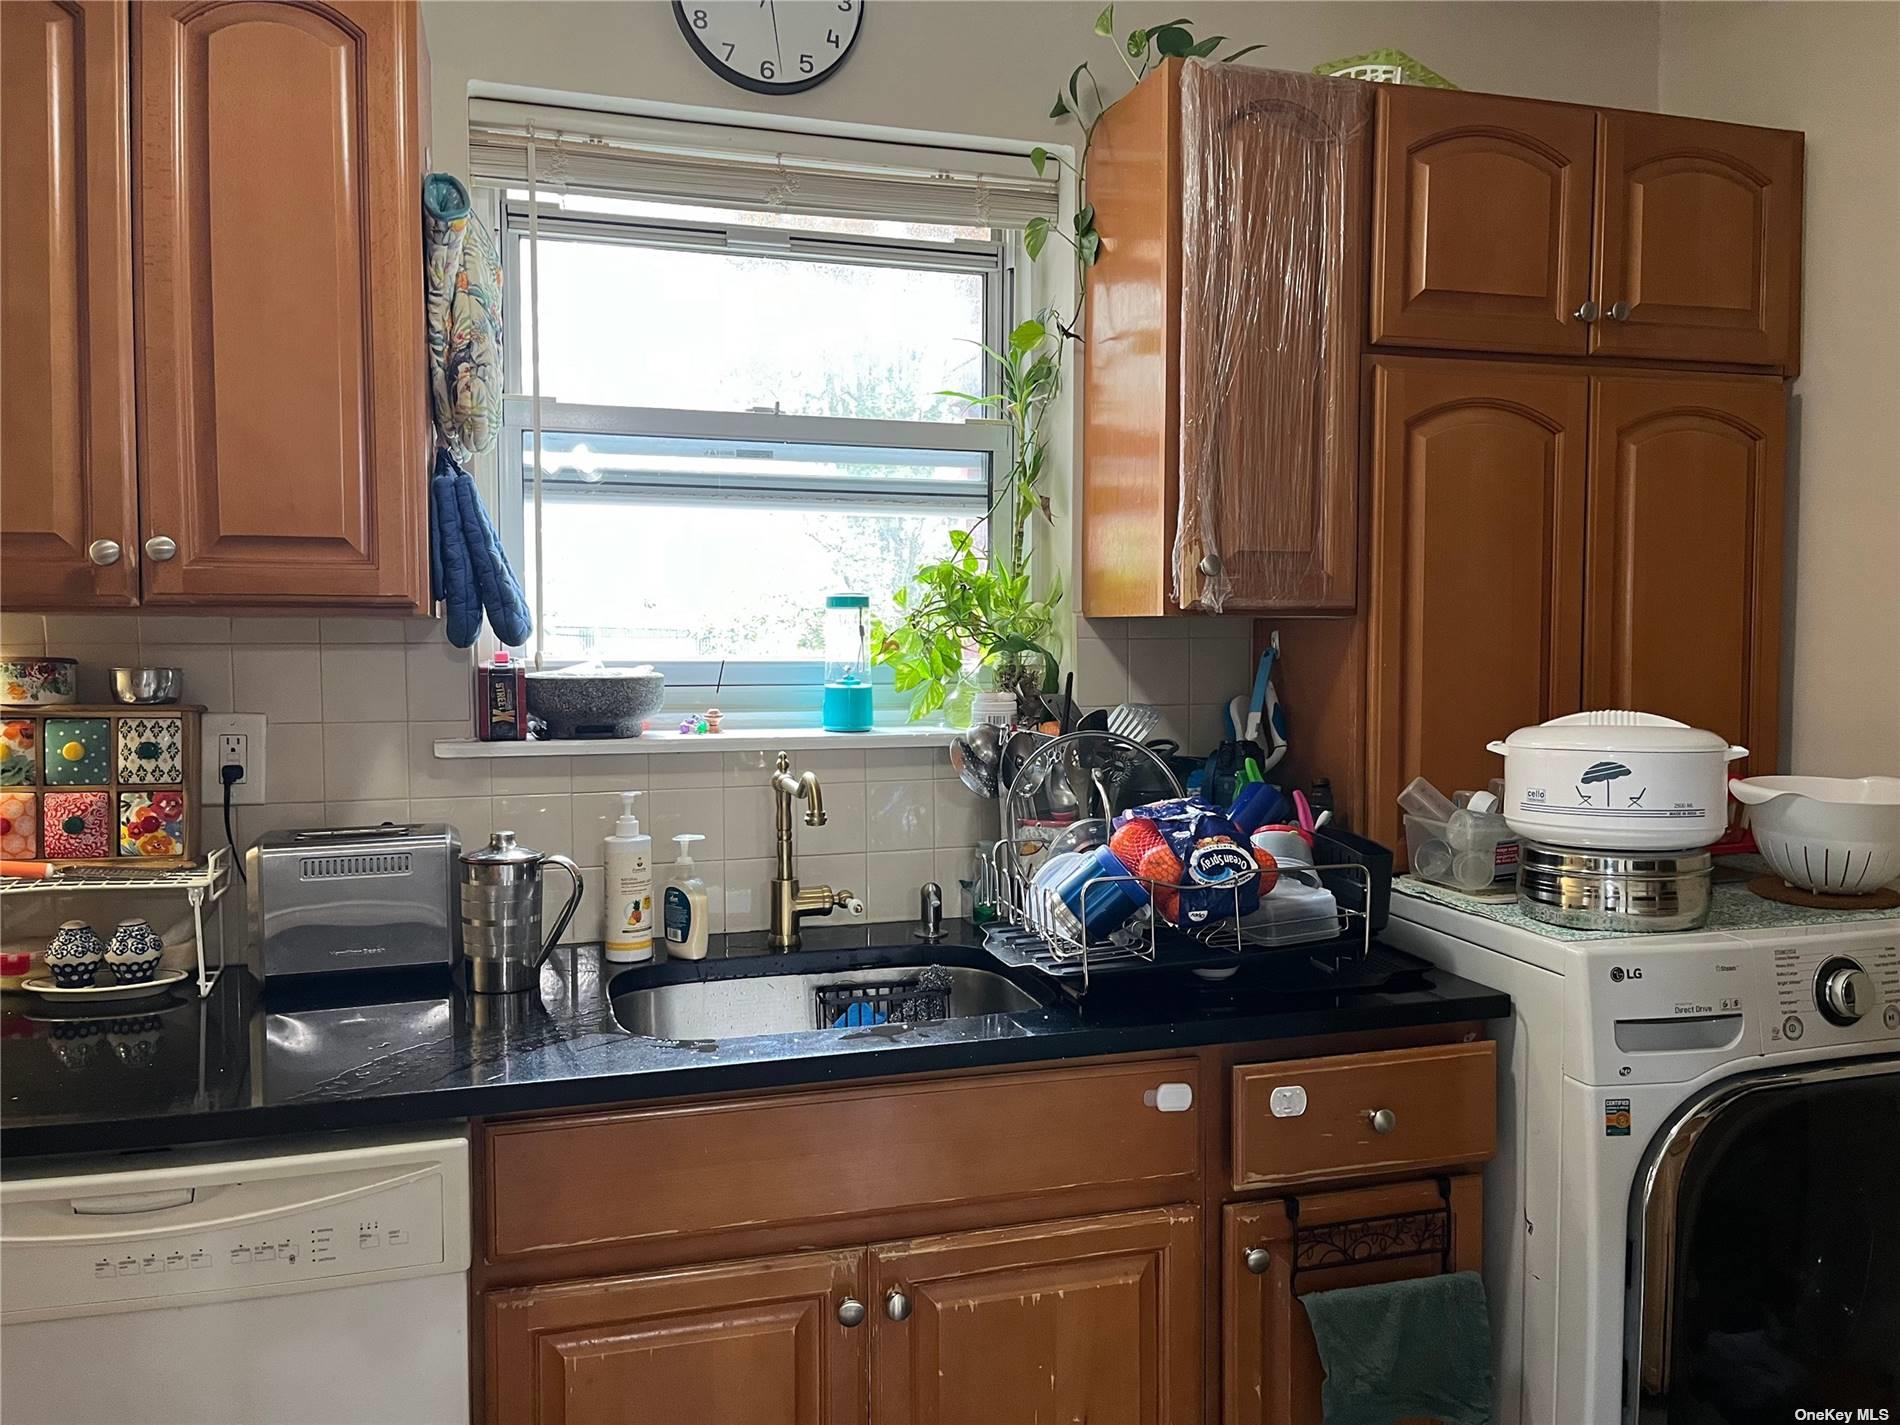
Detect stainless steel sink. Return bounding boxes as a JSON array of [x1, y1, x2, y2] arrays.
[[611, 960, 1044, 1041]]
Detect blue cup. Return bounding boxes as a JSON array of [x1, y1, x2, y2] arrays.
[[1053, 844, 1150, 940]]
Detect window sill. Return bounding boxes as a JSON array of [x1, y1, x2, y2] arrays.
[[433, 726, 951, 760]]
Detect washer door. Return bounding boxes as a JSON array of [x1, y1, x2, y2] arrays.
[[1629, 1056, 1900, 1424]]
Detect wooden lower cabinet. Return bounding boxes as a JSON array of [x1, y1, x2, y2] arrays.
[[870, 1207, 1203, 1425], [1222, 1177, 1483, 1425], [484, 1249, 865, 1425]]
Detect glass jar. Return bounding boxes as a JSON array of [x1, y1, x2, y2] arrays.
[[822, 593, 874, 732]]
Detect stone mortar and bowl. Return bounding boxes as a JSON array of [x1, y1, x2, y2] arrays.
[[525, 665, 667, 739]]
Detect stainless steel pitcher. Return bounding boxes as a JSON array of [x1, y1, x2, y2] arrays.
[[459, 830, 584, 993]]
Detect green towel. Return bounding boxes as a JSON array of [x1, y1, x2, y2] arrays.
[[1300, 1270, 1493, 1425]]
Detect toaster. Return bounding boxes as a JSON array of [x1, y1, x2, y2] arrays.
[[248, 823, 461, 980]]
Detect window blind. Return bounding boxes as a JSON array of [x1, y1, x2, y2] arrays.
[[467, 98, 1057, 229]]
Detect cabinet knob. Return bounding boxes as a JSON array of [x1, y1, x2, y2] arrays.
[[1198, 554, 1222, 578], [1367, 1107, 1397, 1135], [87, 539, 122, 567], [1244, 1247, 1271, 1275], [1573, 300, 1599, 322], [885, 1288, 912, 1322], [1606, 301, 1632, 321], [837, 1297, 865, 1327], [144, 535, 178, 562]]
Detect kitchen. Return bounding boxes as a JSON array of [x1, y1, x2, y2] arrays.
[[2, 2, 1896, 1423]]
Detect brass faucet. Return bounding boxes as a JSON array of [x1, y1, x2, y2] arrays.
[[768, 752, 862, 950]]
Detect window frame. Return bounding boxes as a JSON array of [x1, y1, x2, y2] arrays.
[[494, 193, 1019, 711]]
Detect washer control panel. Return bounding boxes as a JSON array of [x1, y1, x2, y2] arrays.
[[1767, 930, 1900, 1048]]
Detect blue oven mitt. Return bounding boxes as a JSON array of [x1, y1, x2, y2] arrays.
[[430, 448, 533, 650]]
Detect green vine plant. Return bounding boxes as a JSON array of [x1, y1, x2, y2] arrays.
[[872, 9, 1263, 723], [870, 314, 1063, 722]]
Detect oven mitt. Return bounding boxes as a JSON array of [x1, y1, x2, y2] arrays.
[[431, 448, 533, 650]]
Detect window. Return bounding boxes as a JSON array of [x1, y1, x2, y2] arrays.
[[496, 188, 1019, 718]]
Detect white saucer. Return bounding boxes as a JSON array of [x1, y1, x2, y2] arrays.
[[20, 968, 189, 1004]]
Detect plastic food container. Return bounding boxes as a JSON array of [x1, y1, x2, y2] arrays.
[[1405, 809, 1517, 891]]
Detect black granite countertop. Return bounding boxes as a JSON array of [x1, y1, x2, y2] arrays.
[[0, 921, 1508, 1159]]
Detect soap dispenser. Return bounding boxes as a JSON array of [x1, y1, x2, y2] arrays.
[[603, 791, 654, 964], [662, 833, 711, 960]]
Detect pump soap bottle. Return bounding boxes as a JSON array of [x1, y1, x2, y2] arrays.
[[603, 791, 654, 963], [662, 833, 711, 960]]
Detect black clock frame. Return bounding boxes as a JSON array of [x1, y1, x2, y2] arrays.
[[671, 0, 866, 96]]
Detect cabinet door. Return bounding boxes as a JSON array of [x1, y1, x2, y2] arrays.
[[133, 1, 428, 606], [1593, 112, 1803, 371], [1586, 376, 1786, 775], [484, 1250, 865, 1425], [1366, 359, 1590, 856], [1176, 64, 1369, 611], [871, 1207, 1202, 1425], [0, 0, 138, 608], [1223, 1178, 1483, 1425], [1371, 87, 1596, 356]]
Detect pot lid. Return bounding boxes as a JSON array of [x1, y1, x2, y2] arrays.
[[462, 829, 542, 865], [1499, 711, 1734, 754]]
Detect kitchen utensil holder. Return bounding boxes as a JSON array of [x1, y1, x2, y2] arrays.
[[982, 839, 1373, 989], [0, 847, 234, 998]]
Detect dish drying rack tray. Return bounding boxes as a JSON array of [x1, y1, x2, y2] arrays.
[[981, 839, 1374, 989], [0, 847, 235, 998]]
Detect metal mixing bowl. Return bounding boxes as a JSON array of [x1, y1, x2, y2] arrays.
[[110, 667, 183, 704]]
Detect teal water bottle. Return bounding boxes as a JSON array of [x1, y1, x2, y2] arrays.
[[822, 593, 875, 732]]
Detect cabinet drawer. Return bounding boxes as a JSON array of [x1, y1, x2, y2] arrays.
[[1231, 1042, 1494, 1189], [486, 1059, 1201, 1263]]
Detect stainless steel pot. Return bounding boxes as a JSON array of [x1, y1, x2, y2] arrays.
[[459, 831, 584, 993], [1516, 842, 1713, 933]]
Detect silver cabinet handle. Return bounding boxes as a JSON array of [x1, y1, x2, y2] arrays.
[[837, 1297, 865, 1327], [87, 539, 122, 566], [1198, 554, 1222, 577], [144, 535, 178, 562], [1244, 1247, 1271, 1275], [1606, 301, 1631, 321], [885, 1288, 912, 1322], [1368, 1107, 1397, 1135], [1573, 300, 1599, 322]]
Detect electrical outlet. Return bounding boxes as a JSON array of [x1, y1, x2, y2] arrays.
[[201, 714, 266, 806]]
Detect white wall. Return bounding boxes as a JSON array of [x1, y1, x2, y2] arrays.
[[1660, 2, 1900, 776]]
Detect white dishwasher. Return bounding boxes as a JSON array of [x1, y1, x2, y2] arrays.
[[0, 1130, 470, 1425]]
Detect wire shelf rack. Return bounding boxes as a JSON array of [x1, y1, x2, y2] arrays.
[[0, 847, 235, 998], [980, 838, 1373, 990]]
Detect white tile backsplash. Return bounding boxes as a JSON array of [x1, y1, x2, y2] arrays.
[[321, 646, 407, 722], [233, 646, 324, 724], [405, 639, 472, 722], [3, 607, 1241, 943]]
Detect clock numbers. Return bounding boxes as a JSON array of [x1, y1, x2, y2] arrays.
[[674, 0, 864, 94]]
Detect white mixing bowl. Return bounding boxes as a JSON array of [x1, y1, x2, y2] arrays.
[[1729, 776, 1900, 894]]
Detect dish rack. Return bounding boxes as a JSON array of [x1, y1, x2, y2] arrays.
[[0, 847, 235, 998], [981, 836, 1381, 988]]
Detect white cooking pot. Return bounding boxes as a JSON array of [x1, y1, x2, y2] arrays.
[[1486, 711, 1747, 851]]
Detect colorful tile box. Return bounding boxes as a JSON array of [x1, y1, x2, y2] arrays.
[[0, 705, 201, 867]]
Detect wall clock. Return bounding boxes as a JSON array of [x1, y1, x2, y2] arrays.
[[673, 1, 865, 95]]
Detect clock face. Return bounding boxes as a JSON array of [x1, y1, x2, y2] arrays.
[[674, 1, 866, 95]]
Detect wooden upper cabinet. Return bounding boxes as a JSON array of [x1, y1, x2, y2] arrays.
[[1083, 60, 1368, 616], [484, 1250, 865, 1425], [1586, 375, 1786, 775], [1593, 113, 1803, 371], [1, 0, 139, 608], [1365, 358, 1589, 854], [871, 1207, 1202, 1425], [1223, 1178, 1483, 1425], [133, 1, 428, 607], [1371, 87, 1596, 356]]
